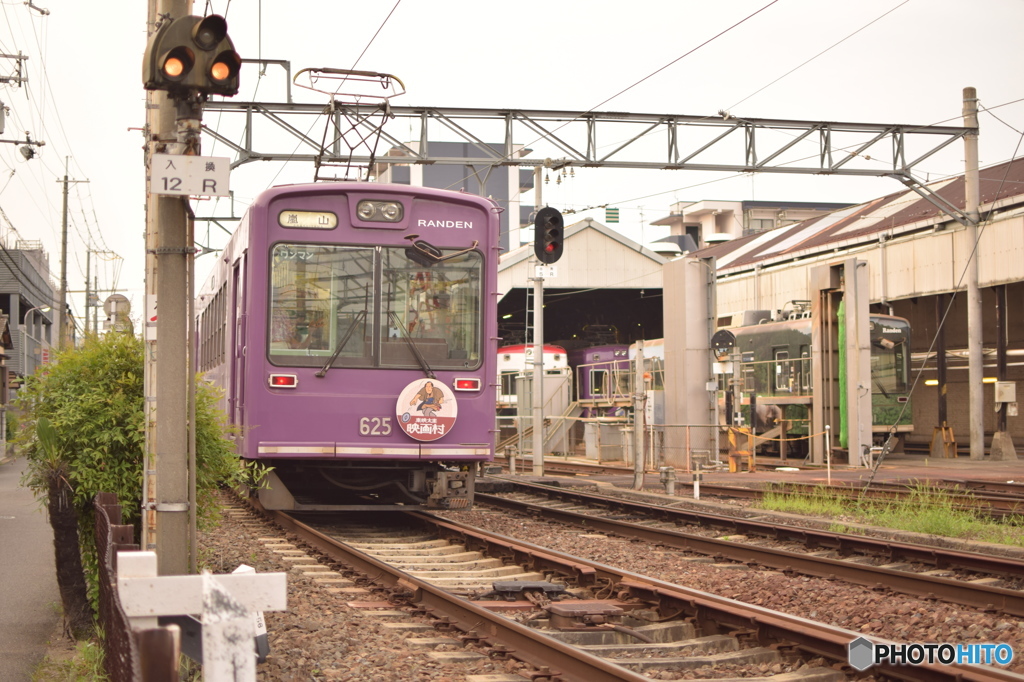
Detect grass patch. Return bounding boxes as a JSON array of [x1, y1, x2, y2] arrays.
[[757, 483, 1024, 547], [32, 639, 106, 682]]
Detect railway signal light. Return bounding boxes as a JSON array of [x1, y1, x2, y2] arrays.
[[533, 206, 564, 264], [143, 14, 241, 98]]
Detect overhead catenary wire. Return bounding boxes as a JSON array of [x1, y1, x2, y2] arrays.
[[259, 0, 404, 191]]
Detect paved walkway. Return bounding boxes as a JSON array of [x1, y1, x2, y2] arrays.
[[0, 455, 60, 681]]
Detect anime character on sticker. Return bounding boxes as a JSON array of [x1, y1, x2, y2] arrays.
[[409, 380, 445, 418]]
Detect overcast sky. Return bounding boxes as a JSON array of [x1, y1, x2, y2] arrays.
[[1, 0, 1022, 331]]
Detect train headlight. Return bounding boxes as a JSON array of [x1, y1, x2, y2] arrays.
[[356, 200, 404, 223]]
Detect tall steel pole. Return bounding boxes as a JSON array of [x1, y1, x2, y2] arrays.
[[963, 87, 984, 461], [530, 166, 545, 476], [632, 340, 645, 489], [531, 269, 544, 475]]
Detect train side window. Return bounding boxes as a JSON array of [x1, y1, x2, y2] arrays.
[[774, 349, 790, 392], [743, 366, 755, 392], [800, 346, 810, 392]]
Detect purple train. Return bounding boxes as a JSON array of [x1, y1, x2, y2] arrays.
[[196, 183, 499, 510], [568, 344, 632, 417]]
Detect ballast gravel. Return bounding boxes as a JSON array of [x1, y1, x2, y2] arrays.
[[199, 495, 1024, 680]]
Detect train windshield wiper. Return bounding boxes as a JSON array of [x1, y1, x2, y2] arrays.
[[874, 379, 890, 398], [387, 310, 435, 380], [315, 310, 367, 378]]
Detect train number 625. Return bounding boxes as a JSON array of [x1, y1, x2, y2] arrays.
[[359, 417, 392, 436]]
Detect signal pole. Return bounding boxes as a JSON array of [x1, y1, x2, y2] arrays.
[[531, 266, 545, 476], [530, 207, 564, 475], [143, 2, 240, 576], [145, 0, 192, 577]]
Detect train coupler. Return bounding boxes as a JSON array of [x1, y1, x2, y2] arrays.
[[426, 470, 474, 508]]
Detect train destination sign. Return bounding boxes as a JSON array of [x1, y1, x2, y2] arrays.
[[396, 379, 458, 442], [151, 154, 230, 197]]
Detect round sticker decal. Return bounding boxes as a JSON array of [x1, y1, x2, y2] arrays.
[[396, 379, 458, 442]]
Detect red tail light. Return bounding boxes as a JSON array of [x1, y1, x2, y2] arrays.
[[269, 374, 298, 388], [454, 378, 480, 391]]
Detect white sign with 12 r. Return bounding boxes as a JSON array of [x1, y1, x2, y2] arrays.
[[151, 154, 230, 197]]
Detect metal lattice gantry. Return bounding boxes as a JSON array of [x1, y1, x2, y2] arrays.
[[201, 100, 977, 225]]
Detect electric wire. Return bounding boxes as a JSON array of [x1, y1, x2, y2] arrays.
[[725, 1, 910, 112], [0, 1, 118, 321], [863, 129, 1024, 487], [439, 0, 782, 196]]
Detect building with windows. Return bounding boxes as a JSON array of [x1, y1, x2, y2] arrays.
[[652, 199, 851, 248], [376, 141, 535, 253], [0, 240, 57, 381]]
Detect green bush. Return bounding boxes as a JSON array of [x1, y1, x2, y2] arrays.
[[15, 332, 247, 614]]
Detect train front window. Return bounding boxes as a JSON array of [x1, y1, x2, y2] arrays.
[[269, 243, 483, 370], [269, 244, 374, 367], [871, 338, 908, 394], [380, 247, 483, 370]]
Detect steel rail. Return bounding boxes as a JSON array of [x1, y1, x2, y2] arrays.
[[489, 460, 1023, 516], [476, 485, 1024, 616], [264, 508, 651, 682], [486, 480, 1024, 577], [402, 512, 1019, 682], [770, 481, 1024, 516], [262, 504, 1020, 681]]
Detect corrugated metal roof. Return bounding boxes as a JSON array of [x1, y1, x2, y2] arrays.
[[696, 156, 1024, 274]]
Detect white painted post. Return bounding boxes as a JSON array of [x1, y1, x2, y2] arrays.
[[202, 573, 256, 681], [117, 551, 160, 631], [117, 551, 287, 680]]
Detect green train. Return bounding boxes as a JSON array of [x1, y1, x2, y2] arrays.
[[711, 306, 912, 457]]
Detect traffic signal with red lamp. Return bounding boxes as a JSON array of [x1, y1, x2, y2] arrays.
[[533, 206, 564, 264], [143, 14, 241, 98]]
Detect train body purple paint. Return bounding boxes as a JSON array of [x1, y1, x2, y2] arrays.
[[196, 183, 499, 509]]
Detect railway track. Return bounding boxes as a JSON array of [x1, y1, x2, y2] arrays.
[[490, 457, 1024, 517], [474, 478, 1024, 617], [246, 497, 1020, 681]]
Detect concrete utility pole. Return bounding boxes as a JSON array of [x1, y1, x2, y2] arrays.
[[56, 159, 86, 348], [145, 0, 194, 576], [963, 87, 985, 461], [83, 249, 89, 335]]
